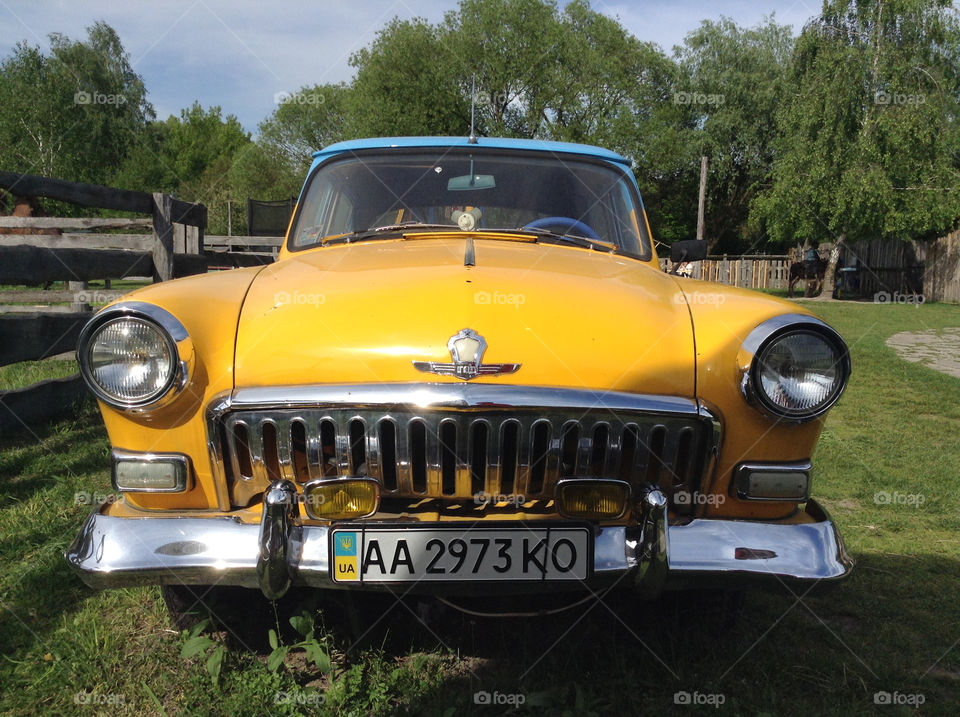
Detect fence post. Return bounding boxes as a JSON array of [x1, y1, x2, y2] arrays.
[[152, 192, 174, 282], [68, 280, 90, 313]]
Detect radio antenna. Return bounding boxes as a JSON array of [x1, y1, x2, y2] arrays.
[[468, 74, 477, 144]]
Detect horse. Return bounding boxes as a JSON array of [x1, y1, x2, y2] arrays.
[[787, 256, 827, 297], [0, 192, 63, 289]]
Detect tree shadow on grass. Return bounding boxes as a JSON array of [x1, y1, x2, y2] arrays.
[[0, 403, 109, 505]]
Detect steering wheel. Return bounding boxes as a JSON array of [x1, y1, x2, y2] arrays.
[[522, 216, 600, 241]]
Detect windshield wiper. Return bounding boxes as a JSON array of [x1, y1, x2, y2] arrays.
[[321, 222, 458, 245], [512, 227, 617, 253]]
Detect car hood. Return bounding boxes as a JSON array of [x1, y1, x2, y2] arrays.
[[234, 237, 695, 396]]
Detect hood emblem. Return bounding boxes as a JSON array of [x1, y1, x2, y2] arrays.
[[413, 328, 520, 381]]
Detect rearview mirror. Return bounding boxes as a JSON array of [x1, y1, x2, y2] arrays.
[[447, 174, 496, 191], [670, 240, 707, 262]]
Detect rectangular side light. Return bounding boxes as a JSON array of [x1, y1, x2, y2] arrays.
[[111, 449, 189, 492], [734, 461, 811, 501]]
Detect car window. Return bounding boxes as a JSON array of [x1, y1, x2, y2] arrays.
[[289, 149, 649, 256]]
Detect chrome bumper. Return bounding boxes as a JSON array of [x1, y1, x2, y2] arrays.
[[65, 489, 852, 597]]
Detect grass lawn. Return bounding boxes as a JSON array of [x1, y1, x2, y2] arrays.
[[2, 300, 959, 715], [0, 358, 78, 391]]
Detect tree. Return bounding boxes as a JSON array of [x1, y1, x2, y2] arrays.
[[228, 143, 302, 203], [257, 83, 353, 174], [0, 22, 152, 185], [751, 0, 960, 290], [349, 18, 470, 137], [674, 17, 795, 252]]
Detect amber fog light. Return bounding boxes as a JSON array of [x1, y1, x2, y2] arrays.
[[111, 450, 189, 492], [556, 479, 630, 520], [303, 478, 380, 520], [734, 462, 810, 501]]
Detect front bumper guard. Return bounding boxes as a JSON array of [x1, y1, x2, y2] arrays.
[[65, 486, 852, 598]]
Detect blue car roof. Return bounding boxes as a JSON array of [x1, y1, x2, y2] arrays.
[[310, 136, 633, 169]]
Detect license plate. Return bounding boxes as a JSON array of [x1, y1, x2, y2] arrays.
[[331, 526, 591, 583]]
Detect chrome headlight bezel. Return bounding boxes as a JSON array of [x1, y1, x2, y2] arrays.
[[738, 314, 850, 422], [77, 301, 194, 411]]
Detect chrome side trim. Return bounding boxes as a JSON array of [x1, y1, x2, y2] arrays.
[[220, 384, 702, 415], [76, 301, 194, 412], [110, 449, 191, 493], [205, 393, 234, 511]]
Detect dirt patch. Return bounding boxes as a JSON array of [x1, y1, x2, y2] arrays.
[[886, 328, 960, 378]]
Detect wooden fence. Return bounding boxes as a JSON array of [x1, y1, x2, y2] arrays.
[[0, 171, 209, 432], [920, 231, 960, 303], [658, 255, 792, 289], [660, 236, 960, 304]]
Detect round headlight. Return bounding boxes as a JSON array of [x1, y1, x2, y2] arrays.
[[751, 329, 849, 419], [78, 303, 191, 410], [84, 317, 177, 406]]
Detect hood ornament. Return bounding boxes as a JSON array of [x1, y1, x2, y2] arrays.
[[413, 328, 520, 381]]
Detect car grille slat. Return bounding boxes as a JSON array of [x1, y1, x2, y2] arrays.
[[513, 418, 533, 498], [424, 417, 442, 496], [485, 420, 502, 497], [273, 417, 295, 482], [216, 406, 712, 508], [454, 419, 472, 497], [333, 415, 352, 476]]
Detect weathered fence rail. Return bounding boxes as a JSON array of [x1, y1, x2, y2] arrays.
[[205, 235, 281, 268], [0, 171, 207, 431]]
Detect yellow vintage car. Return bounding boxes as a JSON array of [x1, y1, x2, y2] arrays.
[[65, 137, 852, 621]]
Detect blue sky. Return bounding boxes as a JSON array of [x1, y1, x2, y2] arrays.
[[0, 1, 822, 133]]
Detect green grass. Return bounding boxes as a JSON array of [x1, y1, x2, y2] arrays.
[[2, 301, 960, 715], [0, 358, 78, 390]]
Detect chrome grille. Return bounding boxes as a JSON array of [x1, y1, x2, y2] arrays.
[[214, 394, 713, 511]]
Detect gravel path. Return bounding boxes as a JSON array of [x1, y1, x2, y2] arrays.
[[885, 327, 960, 378]]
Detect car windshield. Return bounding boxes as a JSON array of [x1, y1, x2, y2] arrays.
[[288, 148, 649, 256]]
